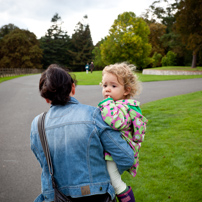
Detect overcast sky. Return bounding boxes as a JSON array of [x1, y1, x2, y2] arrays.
[[1, 0, 157, 45]]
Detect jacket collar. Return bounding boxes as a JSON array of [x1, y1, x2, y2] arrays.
[[50, 97, 79, 108]]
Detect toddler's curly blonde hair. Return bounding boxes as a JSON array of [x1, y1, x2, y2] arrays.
[[101, 62, 142, 99]]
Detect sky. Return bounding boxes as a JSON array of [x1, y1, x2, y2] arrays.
[[1, 0, 157, 45]]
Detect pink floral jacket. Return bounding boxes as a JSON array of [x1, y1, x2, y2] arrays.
[[98, 98, 148, 177]]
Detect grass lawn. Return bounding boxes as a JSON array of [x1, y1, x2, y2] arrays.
[[1, 66, 202, 85], [121, 91, 202, 202], [71, 67, 202, 85], [152, 66, 202, 71], [136, 72, 202, 82], [71, 71, 103, 85], [0, 75, 30, 83]]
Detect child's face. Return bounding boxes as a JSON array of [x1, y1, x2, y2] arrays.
[[102, 72, 129, 101]]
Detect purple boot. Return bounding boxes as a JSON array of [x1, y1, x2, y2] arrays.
[[117, 186, 135, 202]]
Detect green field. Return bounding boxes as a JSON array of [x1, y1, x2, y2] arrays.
[[0, 74, 30, 83], [122, 91, 202, 202], [152, 66, 202, 71], [1, 66, 202, 84], [71, 66, 202, 85], [71, 71, 202, 85]]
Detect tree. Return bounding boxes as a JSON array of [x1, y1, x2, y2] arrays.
[[92, 38, 106, 70], [161, 51, 177, 66], [142, 0, 191, 66], [152, 52, 162, 67], [0, 29, 43, 69], [142, 1, 178, 51], [175, 0, 202, 68], [100, 12, 153, 69], [39, 13, 71, 68], [143, 0, 179, 33], [148, 22, 166, 56], [0, 23, 19, 40], [68, 15, 94, 71]]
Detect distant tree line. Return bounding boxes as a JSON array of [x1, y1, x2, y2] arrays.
[[0, 0, 201, 71], [94, 0, 202, 70], [0, 14, 94, 71]]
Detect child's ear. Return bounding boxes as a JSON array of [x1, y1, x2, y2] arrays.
[[124, 87, 131, 96]]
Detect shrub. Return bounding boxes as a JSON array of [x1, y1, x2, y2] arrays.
[[161, 55, 167, 66], [161, 51, 177, 66], [152, 52, 162, 67]]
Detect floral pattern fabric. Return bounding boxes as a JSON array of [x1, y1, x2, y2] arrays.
[[98, 98, 148, 177]]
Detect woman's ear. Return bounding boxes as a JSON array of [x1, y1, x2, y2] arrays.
[[45, 98, 51, 104], [70, 83, 76, 96]]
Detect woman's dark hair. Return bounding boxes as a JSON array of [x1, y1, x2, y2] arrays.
[[39, 64, 75, 105]]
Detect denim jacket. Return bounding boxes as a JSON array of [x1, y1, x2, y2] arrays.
[[30, 97, 134, 202]]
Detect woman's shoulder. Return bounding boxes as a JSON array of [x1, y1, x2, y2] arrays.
[[30, 114, 41, 134], [76, 102, 100, 116]]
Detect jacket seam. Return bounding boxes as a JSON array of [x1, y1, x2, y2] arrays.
[[31, 121, 94, 134]]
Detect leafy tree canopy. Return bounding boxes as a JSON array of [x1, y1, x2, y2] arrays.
[[92, 38, 106, 69], [175, 0, 202, 67], [143, 0, 179, 32], [0, 29, 43, 68], [100, 11, 153, 69], [142, 0, 189, 66], [148, 22, 166, 56], [0, 23, 19, 40], [161, 50, 177, 66], [175, 0, 202, 53]]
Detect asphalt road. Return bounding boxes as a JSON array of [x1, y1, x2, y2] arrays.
[[0, 74, 201, 202]]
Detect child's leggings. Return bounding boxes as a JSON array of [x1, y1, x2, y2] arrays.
[[106, 160, 127, 194]]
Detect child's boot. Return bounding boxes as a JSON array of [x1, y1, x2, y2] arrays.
[[117, 186, 135, 202]]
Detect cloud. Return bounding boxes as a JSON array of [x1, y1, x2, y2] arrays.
[[0, 0, 155, 44]]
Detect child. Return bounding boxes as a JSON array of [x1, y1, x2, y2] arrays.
[[98, 63, 148, 202]]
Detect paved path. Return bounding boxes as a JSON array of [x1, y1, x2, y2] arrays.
[[0, 74, 201, 202]]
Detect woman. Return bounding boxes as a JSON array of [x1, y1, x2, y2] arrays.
[[30, 64, 134, 202]]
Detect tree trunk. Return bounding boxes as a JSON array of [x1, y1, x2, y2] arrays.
[[191, 51, 197, 68]]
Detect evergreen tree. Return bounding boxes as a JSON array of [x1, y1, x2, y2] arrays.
[[39, 13, 71, 68], [68, 15, 94, 71]]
